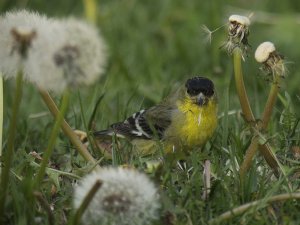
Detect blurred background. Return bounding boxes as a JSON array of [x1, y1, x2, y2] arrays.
[[1, 0, 299, 147]]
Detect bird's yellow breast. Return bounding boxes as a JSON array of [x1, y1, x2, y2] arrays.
[[165, 99, 217, 151]]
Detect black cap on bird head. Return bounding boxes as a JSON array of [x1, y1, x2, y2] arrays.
[[185, 76, 215, 97]]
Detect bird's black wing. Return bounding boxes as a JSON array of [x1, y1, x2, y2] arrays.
[[94, 105, 175, 140]]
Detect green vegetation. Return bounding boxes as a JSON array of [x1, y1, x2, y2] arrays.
[[1, 0, 300, 224]]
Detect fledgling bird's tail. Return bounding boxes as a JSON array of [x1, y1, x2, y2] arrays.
[[93, 128, 127, 140], [93, 129, 115, 137], [76, 129, 119, 158], [77, 129, 114, 145]]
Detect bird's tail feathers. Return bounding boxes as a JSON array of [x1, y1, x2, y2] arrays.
[[93, 129, 125, 139], [93, 129, 114, 137]]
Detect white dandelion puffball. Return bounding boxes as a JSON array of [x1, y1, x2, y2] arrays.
[[255, 41, 276, 63], [0, 9, 49, 78], [62, 18, 107, 87], [74, 167, 160, 225], [25, 19, 70, 92], [0, 10, 107, 91], [26, 18, 107, 93], [229, 14, 250, 26]]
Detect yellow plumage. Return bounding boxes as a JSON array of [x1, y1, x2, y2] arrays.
[[164, 97, 217, 152]]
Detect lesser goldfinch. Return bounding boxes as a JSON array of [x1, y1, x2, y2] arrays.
[[94, 76, 217, 155]]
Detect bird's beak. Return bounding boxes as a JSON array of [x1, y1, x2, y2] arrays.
[[196, 93, 206, 106]]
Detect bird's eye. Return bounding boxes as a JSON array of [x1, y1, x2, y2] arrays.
[[205, 89, 214, 96], [187, 88, 199, 96]]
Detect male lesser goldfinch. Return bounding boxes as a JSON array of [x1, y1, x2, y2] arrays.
[[94, 76, 217, 155]]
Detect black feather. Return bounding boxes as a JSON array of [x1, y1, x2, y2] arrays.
[[185, 76, 214, 97], [93, 108, 170, 140]]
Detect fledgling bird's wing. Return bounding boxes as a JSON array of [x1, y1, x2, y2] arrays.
[[93, 103, 177, 141]]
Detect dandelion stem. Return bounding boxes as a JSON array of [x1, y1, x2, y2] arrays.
[[0, 76, 3, 173], [240, 139, 280, 178], [239, 136, 259, 178], [261, 77, 280, 131], [0, 70, 23, 223], [209, 192, 300, 224], [253, 76, 281, 177], [35, 89, 70, 186], [39, 89, 99, 166], [202, 159, 211, 200], [233, 48, 259, 178], [83, 0, 97, 23], [233, 48, 280, 176], [71, 180, 102, 225], [233, 48, 255, 122], [258, 144, 279, 176]]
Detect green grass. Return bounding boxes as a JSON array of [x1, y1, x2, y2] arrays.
[[1, 0, 300, 224]]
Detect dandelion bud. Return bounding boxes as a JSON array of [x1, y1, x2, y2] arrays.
[[73, 167, 160, 225], [255, 41, 286, 78]]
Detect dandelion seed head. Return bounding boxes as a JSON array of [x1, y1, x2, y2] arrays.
[[24, 20, 69, 91], [255, 41, 287, 80], [26, 18, 107, 93], [223, 14, 251, 55], [229, 15, 250, 26], [255, 41, 276, 63], [60, 18, 107, 88], [228, 14, 250, 39], [0, 9, 48, 78], [0, 10, 107, 90], [73, 167, 160, 225]]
